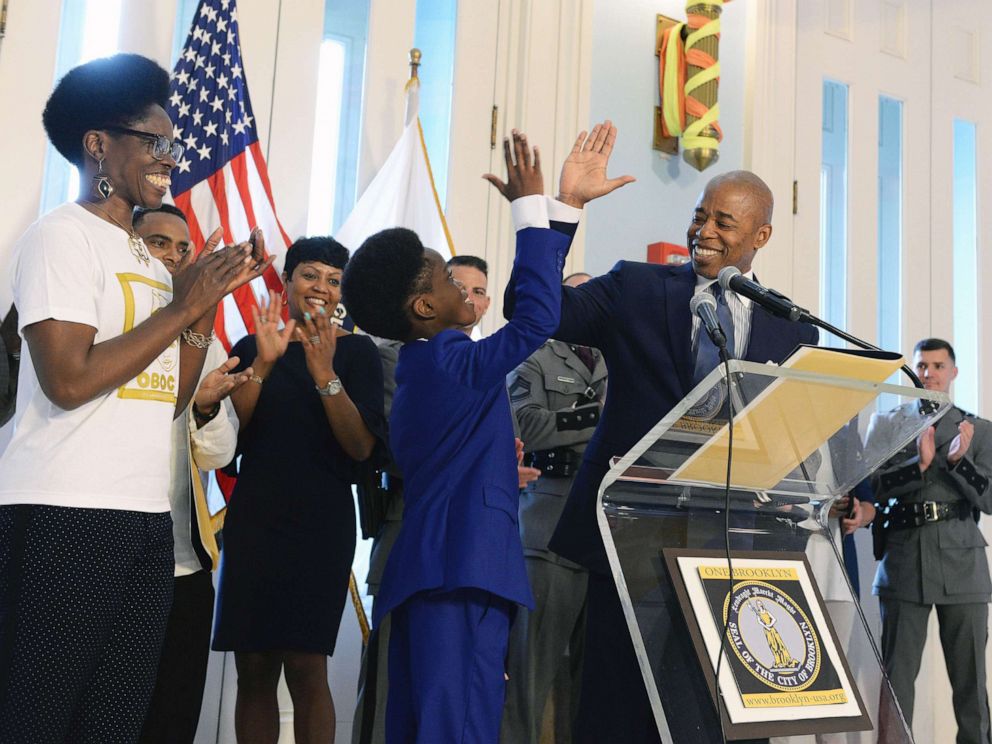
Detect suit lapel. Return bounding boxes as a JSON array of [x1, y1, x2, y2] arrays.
[[665, 263, 696, 392]]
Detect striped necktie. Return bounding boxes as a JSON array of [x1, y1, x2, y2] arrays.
[[692, 284, 735, 386]]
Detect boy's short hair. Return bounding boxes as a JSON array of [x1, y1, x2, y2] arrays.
[[284, 236, 350, 278], [341, 228, 433, 341], [133, 203, 188, 230], [446, 254, 488, 277]]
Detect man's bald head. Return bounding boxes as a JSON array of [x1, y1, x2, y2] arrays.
[[686, 170, 775, 279], [704, 170, 774, 224]]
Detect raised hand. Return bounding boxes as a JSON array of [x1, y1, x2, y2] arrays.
[[948, 420, 975, 465], [253, 290, 296, 366], [483, 129, 544, 202], [917, 426, 936, 472], [193, 355, 253, 412], [294, 307, 338, 386], [557, 120, 635, 208]]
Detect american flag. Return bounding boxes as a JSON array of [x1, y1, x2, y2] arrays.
[[168, 0, 290, 350]]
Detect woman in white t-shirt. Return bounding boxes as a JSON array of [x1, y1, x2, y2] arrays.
[[0, 54, 270, 743]]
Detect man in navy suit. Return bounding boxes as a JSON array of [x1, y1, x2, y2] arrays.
[[505, 170, 818, 743], [342, 124, 632, 743]]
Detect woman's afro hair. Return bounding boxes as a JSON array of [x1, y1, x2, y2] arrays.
[[341, 228, 433, 341], [42, 53, 171, 167]]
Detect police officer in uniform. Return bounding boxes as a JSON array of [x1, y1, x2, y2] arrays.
[[502, 272, 607, 744], [868, 338, 992, 744]]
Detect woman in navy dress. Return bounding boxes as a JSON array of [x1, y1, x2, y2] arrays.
[[213, 237, 384, 743]]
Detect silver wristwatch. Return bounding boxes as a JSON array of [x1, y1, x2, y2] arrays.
[[316, 378, 344, 396]]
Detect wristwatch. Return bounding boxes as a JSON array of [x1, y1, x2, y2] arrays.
[[316, 378, 344, 397]]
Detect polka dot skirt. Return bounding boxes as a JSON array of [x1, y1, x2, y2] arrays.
[[0, 504, 174, 743]]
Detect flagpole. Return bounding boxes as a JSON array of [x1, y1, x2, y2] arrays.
[[265, 0, 284, 163], [409, 47, 421, 80], [0, 0, 9, 60]]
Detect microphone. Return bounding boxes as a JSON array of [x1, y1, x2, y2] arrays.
[[690, 291, 728, 350], [718, 266, 810, 323]]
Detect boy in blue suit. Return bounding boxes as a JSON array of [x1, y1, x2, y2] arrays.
[[341, 125, 632, 743]]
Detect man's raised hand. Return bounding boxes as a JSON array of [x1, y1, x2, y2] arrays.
[[557, 120, 635, 208], [483, 129, 545, 201]]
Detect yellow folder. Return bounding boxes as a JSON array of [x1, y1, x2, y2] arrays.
[[670, 347, 904, 490]]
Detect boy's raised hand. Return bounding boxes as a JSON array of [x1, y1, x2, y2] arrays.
[[483, 129, 544, 201], [557, 120, 635, 209]]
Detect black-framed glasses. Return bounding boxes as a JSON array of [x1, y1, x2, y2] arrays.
[[105, 126, 185, 162]]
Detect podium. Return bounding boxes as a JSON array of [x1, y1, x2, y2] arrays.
[[597, 358, 950, 742]]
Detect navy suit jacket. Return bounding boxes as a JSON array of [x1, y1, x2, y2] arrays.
[[506, 260, 819, 574], [372, 226, 572, 627]]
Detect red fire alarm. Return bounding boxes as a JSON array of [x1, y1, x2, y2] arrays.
[[647, 241, 690, 265]]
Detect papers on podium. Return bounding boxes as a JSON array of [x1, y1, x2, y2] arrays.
[[669, 346, 904, 490]]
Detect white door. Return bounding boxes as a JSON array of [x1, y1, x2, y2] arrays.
[[784, 2, 992, 743], [446, 0, 594, 338]]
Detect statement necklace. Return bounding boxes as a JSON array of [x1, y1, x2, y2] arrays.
[[84, 202, 151, 267]]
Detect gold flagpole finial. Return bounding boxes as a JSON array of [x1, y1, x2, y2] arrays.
[[409, 48, 422, 79]]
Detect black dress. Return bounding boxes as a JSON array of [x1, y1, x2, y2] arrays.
[[212, 334, 384, 655]]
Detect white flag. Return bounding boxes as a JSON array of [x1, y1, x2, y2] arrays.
[[335, 79, 455, 258]]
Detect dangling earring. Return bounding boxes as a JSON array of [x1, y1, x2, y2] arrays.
[[92, 158, 114, 200]]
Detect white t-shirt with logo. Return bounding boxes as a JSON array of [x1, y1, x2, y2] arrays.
[[0, 202, 178, 513]]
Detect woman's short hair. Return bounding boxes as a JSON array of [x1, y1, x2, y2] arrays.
[[42, 53, 171, 168], [341, 228, 433, 341], [284, 236, 350, 278]]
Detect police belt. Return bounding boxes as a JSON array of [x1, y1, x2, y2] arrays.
[[882, 500, 972, 532], [525, 447, 581, 478]]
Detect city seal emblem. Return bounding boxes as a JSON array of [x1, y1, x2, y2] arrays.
[[723, 580, 821, 693]]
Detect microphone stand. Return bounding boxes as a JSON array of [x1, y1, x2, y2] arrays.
[[794, 312, 935, 414], [718, 268, 929, 400]]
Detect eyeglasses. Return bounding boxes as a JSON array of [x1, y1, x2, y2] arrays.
[[105, 126, 185, 162]]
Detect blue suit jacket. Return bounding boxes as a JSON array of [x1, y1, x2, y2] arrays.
[[506, 260, 819, 574], [372, 226, 572, 626]]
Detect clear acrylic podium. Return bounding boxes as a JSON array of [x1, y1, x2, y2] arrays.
[[597, 360, 950, 743]]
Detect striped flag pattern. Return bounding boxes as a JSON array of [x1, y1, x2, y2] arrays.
[[167, 0, 289, 351]]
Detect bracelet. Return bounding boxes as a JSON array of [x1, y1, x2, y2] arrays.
[[193, 401, 221, 425], [181, 328, 215, 349], [249, 374, 265, 385]]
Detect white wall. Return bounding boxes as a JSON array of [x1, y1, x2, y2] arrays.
[[0, 0, 64, 312], [0, 0, 325, 312], [584, 0, 747, 277]]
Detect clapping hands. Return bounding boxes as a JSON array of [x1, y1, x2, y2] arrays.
[[252, 290, 296, 366], [294, 307, 339, 387], [193, 356, 253, 413], [171, 227, 275, 324], [948, 420, 975, 465]]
